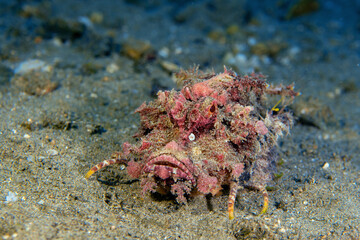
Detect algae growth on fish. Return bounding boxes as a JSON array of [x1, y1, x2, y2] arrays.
[[86, 67, 298, 219]]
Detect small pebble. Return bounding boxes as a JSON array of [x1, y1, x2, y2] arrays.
[[158, 47, 170, 58], [174, 47, 182, 55], [90, 93, 98, 98], [5, 191, 18, 203], [123, 39, 152, 60], [226, 24, 240, 35], [160, 61, 179, 72], [48, 149, 58, 156], [90, 11, 103, 24], [52, 37, 62, 47], [106, 63, 119, 73], [14, 59, 51, 75], [322, 162, 330, 170]]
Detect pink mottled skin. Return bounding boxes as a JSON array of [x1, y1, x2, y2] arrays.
[[255, 121, 269, 135], [86, 67, 298, 219]]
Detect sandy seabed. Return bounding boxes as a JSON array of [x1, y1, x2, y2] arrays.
[[0, 0, 359, 239]]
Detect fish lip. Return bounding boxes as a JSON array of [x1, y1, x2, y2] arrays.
[[144, 154, 196, 184]]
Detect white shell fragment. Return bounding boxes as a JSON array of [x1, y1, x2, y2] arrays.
[[322, 162, 330, 170]]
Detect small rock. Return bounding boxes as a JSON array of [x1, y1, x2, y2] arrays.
[[106, 63, 119, 73], [226, 24, 240, 35], [90, 93, 98, 98], [174, 47, 183, 55], [250, 42, 287, 57], [48, 149, 59, 156], [207, 29, 226, 44], [90, 12, 104, 24], [160, 61, 179, 73], [158, 47, 170, 58], [122, 39, 152, 60], [322, 162, 330, 170], [5, 191, 18, 203], [14, 59, 51, 75]]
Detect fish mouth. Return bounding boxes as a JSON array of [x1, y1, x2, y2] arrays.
[[143, 154, 195, 184]]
